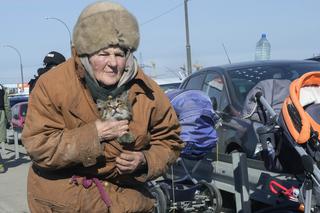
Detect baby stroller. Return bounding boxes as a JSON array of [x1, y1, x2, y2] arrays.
[[148, 89, 223, 213], [250, 72, 320, 212]]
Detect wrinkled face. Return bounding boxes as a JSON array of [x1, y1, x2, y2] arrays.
[[89, 47, 127, 86]]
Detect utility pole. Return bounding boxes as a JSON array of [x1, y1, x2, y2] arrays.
[[184, 0, 192, 76]]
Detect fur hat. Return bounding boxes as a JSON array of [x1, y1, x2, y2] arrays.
[[73, 1, 140, 56]]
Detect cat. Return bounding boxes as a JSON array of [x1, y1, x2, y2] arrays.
[[96, 91, 135, 144]]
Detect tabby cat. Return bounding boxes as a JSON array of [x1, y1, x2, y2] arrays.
[[96, 91, 135, 144]]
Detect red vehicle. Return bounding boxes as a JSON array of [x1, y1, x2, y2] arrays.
[[11, 101, 28, 132]]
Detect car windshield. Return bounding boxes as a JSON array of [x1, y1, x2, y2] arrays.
[[226, 62, 320, 107]]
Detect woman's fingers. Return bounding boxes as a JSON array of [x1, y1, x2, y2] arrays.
[[115, 151, 146, 174], [95, 119, 129, 141]]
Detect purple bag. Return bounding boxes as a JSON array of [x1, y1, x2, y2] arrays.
[[166, 89, 220, 158]]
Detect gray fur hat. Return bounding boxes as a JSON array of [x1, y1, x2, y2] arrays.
[[73, 1, 140, 56]]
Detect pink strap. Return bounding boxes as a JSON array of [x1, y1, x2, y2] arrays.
[[70, 175, 112, 207]]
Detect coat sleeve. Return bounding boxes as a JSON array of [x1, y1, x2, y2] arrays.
[[22, 79, 103, 169], [136, 90, 184, 182]]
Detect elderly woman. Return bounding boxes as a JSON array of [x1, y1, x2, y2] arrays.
[[22, 1, 183, 212]]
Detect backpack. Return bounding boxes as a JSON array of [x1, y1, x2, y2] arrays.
[[166, 89, 220, 158]]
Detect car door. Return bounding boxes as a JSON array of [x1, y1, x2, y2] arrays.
[[201, 71, 243, 154], [181, 70, 253, 155], [11, 104, 20, 129]]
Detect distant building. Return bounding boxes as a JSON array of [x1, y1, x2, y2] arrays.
[[3, 83, 29, 95]]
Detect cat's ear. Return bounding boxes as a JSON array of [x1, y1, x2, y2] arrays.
[[120, 91, 128, 100]]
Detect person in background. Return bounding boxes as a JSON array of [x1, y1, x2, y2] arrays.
[[28, 51, 66, 93], [0, 84, 12, 173], [22, 1, 183, 212]]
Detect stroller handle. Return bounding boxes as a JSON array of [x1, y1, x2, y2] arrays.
[[255, 92, 278, 122]]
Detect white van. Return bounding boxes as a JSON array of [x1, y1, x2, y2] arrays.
[[153, 78, 182, 92]]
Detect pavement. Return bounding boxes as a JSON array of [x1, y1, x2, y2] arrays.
[[0, 130, 235, 213], [0, 132, 30, 213]]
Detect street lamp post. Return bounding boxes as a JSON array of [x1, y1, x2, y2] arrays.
[[184, 0, 192, 76], [45, 17, 72, 53], [3, 45, 24, 92]]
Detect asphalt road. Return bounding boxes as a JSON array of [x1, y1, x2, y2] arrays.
[[0, 143, 30, 213]]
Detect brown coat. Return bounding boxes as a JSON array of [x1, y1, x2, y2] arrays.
[[22, 58, 183, 213]]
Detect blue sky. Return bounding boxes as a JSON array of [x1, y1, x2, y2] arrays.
[[1, 0, 320, 84]]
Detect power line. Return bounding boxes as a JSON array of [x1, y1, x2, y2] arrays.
[[141, 2, 183, 26]]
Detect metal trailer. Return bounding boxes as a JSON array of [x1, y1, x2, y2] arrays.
[[210, 152, 301, 213]]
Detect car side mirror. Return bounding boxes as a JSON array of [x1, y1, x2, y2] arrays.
[[13, 114, 19, 119], [211, 97, 218, 111]]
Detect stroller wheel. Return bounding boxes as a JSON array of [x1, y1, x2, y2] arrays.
[[198, 180, 223, 213], [149, 185, 168, 213]]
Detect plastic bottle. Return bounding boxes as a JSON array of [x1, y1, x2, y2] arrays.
[[255, 33, 271, 61]]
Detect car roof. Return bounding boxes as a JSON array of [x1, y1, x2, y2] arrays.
[[200, 59, 320, 73], [9, 95, 29, 99], [12, 101, 28, 107], [9, 95, 29, 107]]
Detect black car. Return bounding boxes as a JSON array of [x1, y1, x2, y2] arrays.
[[179, 60, 320, 158]]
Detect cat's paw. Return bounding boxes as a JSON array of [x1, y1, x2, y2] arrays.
[[117, 132, 135, 144]]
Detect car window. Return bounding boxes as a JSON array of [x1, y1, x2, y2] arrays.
[[184, 73, 206, 90], [228, 66, 282, 105], [203, 72, 229, 111], [12, 105, 19, 118], [21, 104, 28, 117]]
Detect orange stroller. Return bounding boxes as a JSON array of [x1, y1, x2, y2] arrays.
[[256, 72, 320, 212], [279, 71, 320, 212]]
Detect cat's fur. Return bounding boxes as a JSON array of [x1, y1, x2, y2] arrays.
[[96, 91, 135, 144]]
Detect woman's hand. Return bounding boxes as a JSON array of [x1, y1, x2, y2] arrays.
[[115, 150, 146, 174], [95, 119, 129, 141]]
